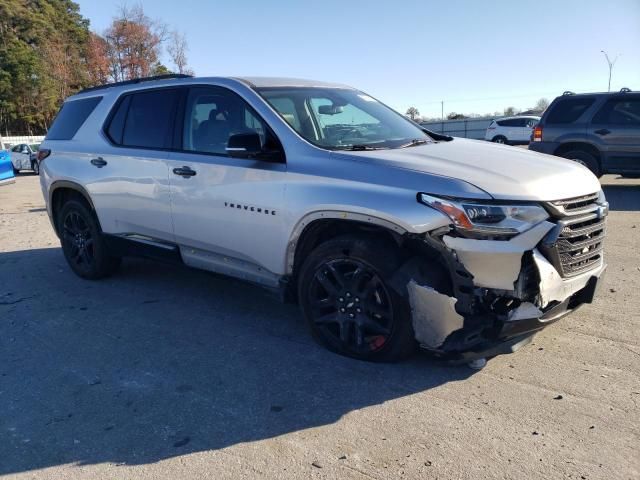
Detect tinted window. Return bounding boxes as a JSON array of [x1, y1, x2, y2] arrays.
[[47, 96, 102, 140], [546, 98, 594, 124], [497, 119, 521, 127], [106, 95, 131, 144], [592, 98, 640, 125], [120, 89, 178, 149], [183, 87, 270, 155]]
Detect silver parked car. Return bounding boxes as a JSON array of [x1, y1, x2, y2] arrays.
[[38, 75, 607, 364], [10, 143, 40, 174]]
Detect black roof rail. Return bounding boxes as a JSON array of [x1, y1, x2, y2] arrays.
[[562, 91, 575, 96], [620, 87, 632, 93], [78, 74, 193, 94]]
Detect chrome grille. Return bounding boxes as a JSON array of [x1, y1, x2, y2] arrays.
[[541, 193, 607, 278]]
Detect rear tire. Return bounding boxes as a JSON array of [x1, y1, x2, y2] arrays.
[[297, 235, 415, 362], [492, 135, 507, 144], [58, 200, 121, 279], [560, 150, 601, 177]]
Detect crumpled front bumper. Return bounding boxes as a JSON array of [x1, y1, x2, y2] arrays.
[[441, 263, 605, 363], [406, 216, 607, 362]]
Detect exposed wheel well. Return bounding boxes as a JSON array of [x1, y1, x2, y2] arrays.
[[554, 142, 601, 161], [51, 186, 95, 236], [288, 219, 403, 299]]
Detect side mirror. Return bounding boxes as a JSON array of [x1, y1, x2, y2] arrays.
[[225, 132, 262, 158]]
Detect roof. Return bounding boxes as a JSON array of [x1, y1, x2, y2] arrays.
[[72, 75, 355, 100], [234, 77, 353, 89]]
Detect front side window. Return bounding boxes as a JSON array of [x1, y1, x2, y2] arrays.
[[121, 89, 178, 149], [546, 98, 595, 124], [182, 87, 271, 156], [592, 98, 640, 125], [257, 87, 432, 150]]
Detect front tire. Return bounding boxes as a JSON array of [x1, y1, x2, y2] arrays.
[[58, 200, 121, 279], [492, 135, 507, 144], [297, 235, 415, 362], [560, 150, 601, 177]]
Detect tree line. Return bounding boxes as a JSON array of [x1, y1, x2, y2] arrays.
[[0, 1, 192, 136]]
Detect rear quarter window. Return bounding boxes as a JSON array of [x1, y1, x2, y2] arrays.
[[46, 96, 103, 140], [546, 98, 595, 124]]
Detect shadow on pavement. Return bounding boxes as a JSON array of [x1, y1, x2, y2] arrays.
[[602, 183, 640, 211], [0, 247, 471, 475]]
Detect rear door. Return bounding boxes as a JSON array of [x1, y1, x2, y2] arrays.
[[89, 88, 178, 241], [588, 95, 640, 173]]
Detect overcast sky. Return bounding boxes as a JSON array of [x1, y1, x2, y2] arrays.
[[76, 0, 640, 118]]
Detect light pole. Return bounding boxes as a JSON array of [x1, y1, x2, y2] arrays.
[[600, 50, 620, 92]]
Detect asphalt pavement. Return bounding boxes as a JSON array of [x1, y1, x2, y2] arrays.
[[1, 174, 639, 479]]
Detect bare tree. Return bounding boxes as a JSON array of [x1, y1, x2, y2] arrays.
[[503, 106, 518, 116], [168, 30, 193, 75], [534, 98, 550, 113], [103, 5, 166, 81], [406, 106, 420, 120]]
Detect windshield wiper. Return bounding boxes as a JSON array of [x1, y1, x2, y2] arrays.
[[399, 139, 430, 148], [335, 144, 387, 151]]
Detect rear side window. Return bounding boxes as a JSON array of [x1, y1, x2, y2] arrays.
[[47, 96, 102, 140], [106, 89, 178, 149], [592, 98, 640, 125], [546, 98, 594, 124], [497, 118, 524, 127]]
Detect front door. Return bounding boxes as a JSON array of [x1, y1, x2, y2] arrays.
[[167, 86, 287, 277], [589, 96, 640, 173]]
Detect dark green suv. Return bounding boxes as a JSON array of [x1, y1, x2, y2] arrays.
[[529, 88, 640, 177]]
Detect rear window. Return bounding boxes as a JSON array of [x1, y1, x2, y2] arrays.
[[106, 89, 178, 149], [46, 96, 102, 140], [592, 98, 640, 125], [546, 98, 595, 124]]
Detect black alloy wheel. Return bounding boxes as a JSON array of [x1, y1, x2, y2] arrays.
[[62, 210, 95, 271], [59, 200, 120, 279], [298, 235, 415, 362], [308, 258, 394, 355]]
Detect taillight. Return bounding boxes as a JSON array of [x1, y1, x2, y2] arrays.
[[532, 125, 543, 142], [37, 149, 51, 161]]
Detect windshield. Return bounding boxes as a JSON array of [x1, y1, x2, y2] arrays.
[[256, 87, 432, 150]]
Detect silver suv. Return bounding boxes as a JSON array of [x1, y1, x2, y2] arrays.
[[39, 75, 608, 364]]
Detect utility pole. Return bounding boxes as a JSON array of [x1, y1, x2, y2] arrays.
[[600, 50, 620, 92], [441, 101, 444, 120]]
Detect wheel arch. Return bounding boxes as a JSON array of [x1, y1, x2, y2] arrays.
[[50, 181, 97, 236], [286, 213, 407, 279], [554, 142, 601, 161]]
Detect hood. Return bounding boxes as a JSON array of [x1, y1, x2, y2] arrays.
[[342, 138, 601, 201]]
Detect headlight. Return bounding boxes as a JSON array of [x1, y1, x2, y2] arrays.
[[419, 193, 549, 239]]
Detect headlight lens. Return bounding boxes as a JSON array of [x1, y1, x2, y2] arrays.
[[419, 193, 549, 238]]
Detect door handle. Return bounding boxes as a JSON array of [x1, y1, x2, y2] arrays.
[[172, 166, 197, 178], [90, 157, 107, 168], [594, 129, 611, 136]]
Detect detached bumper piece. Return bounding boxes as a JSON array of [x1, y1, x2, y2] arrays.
[[425, 266, 605, 363]]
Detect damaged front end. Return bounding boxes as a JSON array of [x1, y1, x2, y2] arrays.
[[400, 192, 608, 363]]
